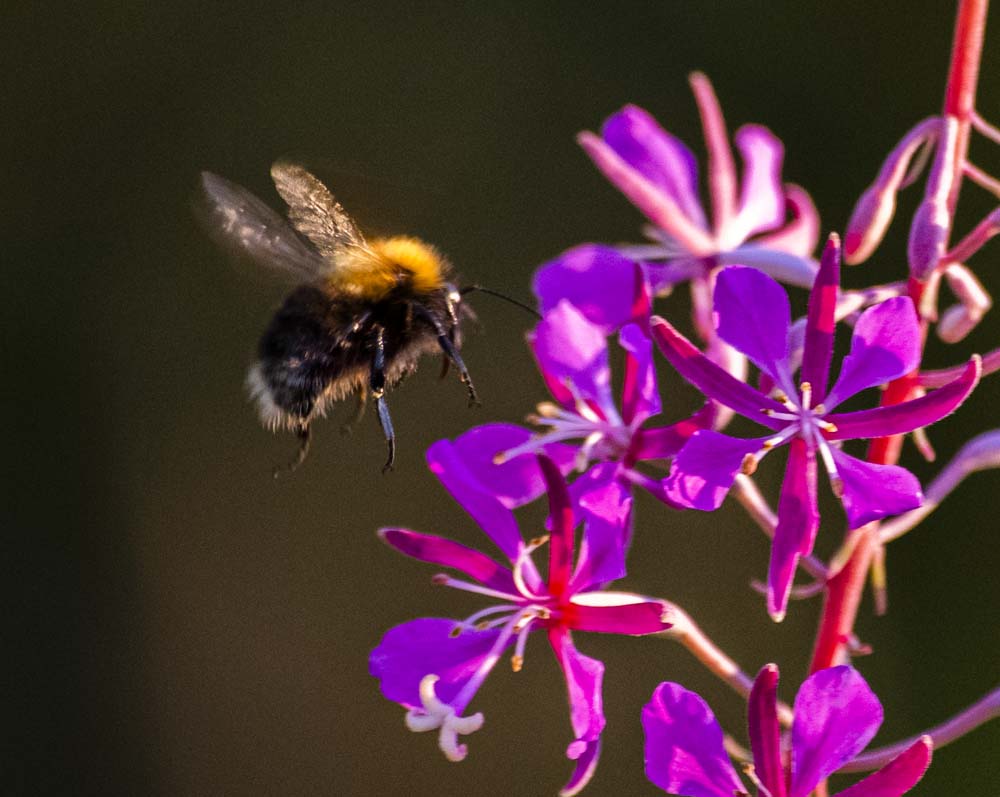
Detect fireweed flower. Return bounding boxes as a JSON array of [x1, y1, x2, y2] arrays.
[[536, 74, 818, 334], [652, 236, 981, 618], [643, 664, 933, 797], [369, 456, 672, 796], [465, 296, 714, 515]]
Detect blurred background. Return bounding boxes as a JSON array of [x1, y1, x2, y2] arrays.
[[5, 1, 999, 794]]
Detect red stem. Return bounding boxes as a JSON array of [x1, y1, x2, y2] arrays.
[[808, 0, 989, 674]]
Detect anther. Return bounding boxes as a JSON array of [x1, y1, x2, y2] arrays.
[[510, 655, 524, 672], [534, 402, 561, 419], [528, 534, 550, 549], [431, 574, 449, 585], [800, 381, 812, 409], [830, 476, 845, 498], [740, 454, 759, 476]]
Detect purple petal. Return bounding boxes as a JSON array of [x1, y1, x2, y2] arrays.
[[445, 423, 576, 508], [791, 666, 883, 797], [834, 737, 932, 797], [570, 463, 632, 589], [378, 528, 516, 594], [532, 301, 615, 418], [561, 738, 601, 797], [541, 455, 576, 598], [828, 449, 922, 529], [578, 131, 716, 257], [533, 244, 649, 334], [714, 266, 794, 392], [824, 297, 921, 410], [370, 618, 507, 708], [427, 438, 525, 563], [665, 431, 770, 511], [801, 235, 841, 405], [756, 184, 821, 258], [748, 665, 788, 797], [601, 105, 707, 229], [549, 627, 606, 792], [619, 322, 661, 425], [642, 682, 746, 797], [727, 124, 785, 244], [650, 316, 787, 426], [631, 403, 718, 461], [769, 437, 819, 621], [827, 356, 980, 440], [566, 593, 670, 635]]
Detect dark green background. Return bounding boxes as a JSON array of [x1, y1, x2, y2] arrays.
[[5, 1, 998, 794]]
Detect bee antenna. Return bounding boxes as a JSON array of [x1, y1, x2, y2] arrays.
[[458, 285, 541, 320]]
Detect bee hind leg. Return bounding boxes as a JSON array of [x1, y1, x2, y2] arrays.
[[272, 422, 312, 479], [370, 327, 396, 473]]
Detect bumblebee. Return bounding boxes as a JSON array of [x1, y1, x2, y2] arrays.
[[198, 162, 478, 473]]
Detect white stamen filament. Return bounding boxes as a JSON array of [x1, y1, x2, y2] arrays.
[[511, 537, 549, 601], [433, 575, 523, 604]]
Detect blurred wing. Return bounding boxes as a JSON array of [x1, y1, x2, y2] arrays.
[[197, 171, 328, 280], [270, 161, 368, 257]]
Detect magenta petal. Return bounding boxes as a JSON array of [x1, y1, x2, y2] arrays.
[[631, 403, 717, 460], [825, 297, 921, 409], [666, 431, 769, 511], [650, 317, 787, 426], [829, 449, 922, 529], [561, 737, 601, 797], [619, 322, 661, 425], [800, 235, 841, 404], [567, 595, 669, 634], [748, 665, 788, 797], [532, 301, 615, 417], [827, 356, 980, 440], [379, 528, 516, 594], [714, 266, 794, 390], [642, 682, 746, 797], [534, 244, 648, 334], [571, 463, 632, 589], [427, 438, 524, 562], [791, 666, 883, 797], [728, 124, 785, 243], [602, 105, 707, 229], [370, 618, 507, 708], [834, 737, 932, 797], [541, 455, 576, 598], [447, 423, 576, 508], [756, 184, 821, 258], [549, 627, 606, 787], [769, 437, 819, 621]]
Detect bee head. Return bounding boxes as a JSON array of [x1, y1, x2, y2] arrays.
[[371, 236, 448, 296]]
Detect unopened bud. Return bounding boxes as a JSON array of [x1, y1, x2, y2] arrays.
[[909, 197, 951, 280]]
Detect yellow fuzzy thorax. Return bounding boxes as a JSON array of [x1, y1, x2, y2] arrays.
[[329, 236, 447, 301]]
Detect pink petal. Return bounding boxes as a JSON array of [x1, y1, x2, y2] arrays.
[[548, 627, 606, 793], [565, 593, 670, 635], [619, 322, 661, 425], [834, 737, 932, 797], [825, 297, 921, 410], [560, 738, 601, 797], [748, 665, 788, 797], [642, 682, 746, 797], [650, 316, 787, 426], [540, 455, 576, 598], [378, 528, 516, 594], [726, 124, 785, 245], [714, 266, 795, 392], [827, 356, 980, 440], [791, 666, 883, 797], [631, 403, 718, 461], [601, 104, 707, 229], [756, 183, 820, 257], [768, 437, 819, 621], [828, 449, 922, 529], [801, 235, 841, 405]]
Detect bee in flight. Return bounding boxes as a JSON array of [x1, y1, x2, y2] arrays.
[[198, 161, 482, 473]]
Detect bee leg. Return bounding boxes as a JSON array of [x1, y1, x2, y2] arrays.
[[273, 422, 311, 478], [370, 327, 396, 473], [340, 389, 368, 435], [415, 305, 480, 407]]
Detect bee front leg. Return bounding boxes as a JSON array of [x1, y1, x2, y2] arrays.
[[370, 327, 396, 473], [340, 389, 368, 435], [273, 422, 311, 478], [414, 304, 480, 407]]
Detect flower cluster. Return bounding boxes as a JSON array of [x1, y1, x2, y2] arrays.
[[368, 25, 1000, 795]]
